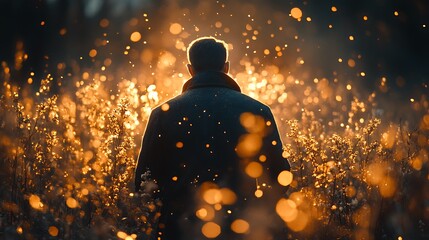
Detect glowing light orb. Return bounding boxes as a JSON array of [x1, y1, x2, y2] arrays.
[[290, 7, 303, 19], [201, 222, 221, 238], [169, 23, 182, 35]]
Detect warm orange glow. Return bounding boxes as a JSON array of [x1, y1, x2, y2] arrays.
[[89, 49, 97, 58], [203, 189, 222, 205], [220, 188, 237, 205], [379, 176, 396, 198], [287, 210, 309, 232], [201, 222, 221, 238], [277, 170, 293, 186], [176, 141, 184, 148], [169, 23, 182, 35], [196, 206, 215, 221], [237, 134, 263, 158], [66, 197, 79, 208], [276, 198, 298, 222], [290, 7, 303, 19], [254, 189, 263, 198], [245, 161, 263, 178], [29, 194, 43, 210], [130, 32, 142, 42], [231, 219, 250, 234], [48, 226, 59, 236]]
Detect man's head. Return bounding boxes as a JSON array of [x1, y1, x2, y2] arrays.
[[187, 37, 229, 76]]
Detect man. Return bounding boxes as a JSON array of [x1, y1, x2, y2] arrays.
[[135, 37, 290, 239]]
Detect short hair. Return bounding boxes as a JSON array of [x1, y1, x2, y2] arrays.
[[187, 37, 228, 72]]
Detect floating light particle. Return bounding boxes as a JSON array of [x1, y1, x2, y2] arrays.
[[161, 103, 170, 111], [215, 21, 222, 28], [203, 189, 222, 204], [338, 58, 343, 62], [219, 188, 237, 205], [346, 84, 352, 90], [245, 162, 263, 178], [29, 194, 43, 210], [336, 95, 342, 102], [172, 176, 178, 181], [277, 170, 293, 186], [176, 142, 183, 149], [28, 78, 33, 84], [290, 7, 303, 19], [360, 72, 366, 77], [89, 49, 97, 58], [66, 197, 78, 208], [231, 219, 250, 234], [254, 189, 263, 198], [276, 198, 298, 222], [100, 18, 109, 28], [348, 59, 356, 67], [363, 16, 368, 21], [169, 23, 182, 35], [214, 203, 222, 210], [331, 6, 337, 12], [130, 32, 142, 42], [410, 98, 415, 102], [328, 24, 333, 28], [245, 24, 252, 31], [259, 155, 267, 162], [287, 210, 309, 231], [264, 49, 270, 55], [196, 208, 208, 219], [117, 231, 128, 239], [41, 21, 45, 26], [306, 17, 312, 22], [59, 28, 67, 36], [82, 188, 89, 195], [202, 222, 221, 238], [394, 11, 399, 16], [48, 226, 59, 237], [16, 226, 23, 234], [349, 35, 355, 41]]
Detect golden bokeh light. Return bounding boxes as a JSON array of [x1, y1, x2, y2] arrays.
[[201, 222, 221, 238], [130, 32, 142, 42], [287, 210, 309, 232], [48, 226, 59, 236], [245, 161, 263, 178], [66, 197, 79, 208], [231, 219, 250, 234], [276, 198, 298, 222], [29, 194, 43, 210], [203, 189, 222, 205], [290, 7, 303, 19], [169, 23, 182, 35], [277, 170, 293, 186]]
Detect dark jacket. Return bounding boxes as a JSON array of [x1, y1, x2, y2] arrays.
[[135, 71, 290, 239]]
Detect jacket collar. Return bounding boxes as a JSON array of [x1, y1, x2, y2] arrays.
[[182, 71, 241, 93]]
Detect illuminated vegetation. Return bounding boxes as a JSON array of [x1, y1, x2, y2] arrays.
[[1, 1, 428, 239]]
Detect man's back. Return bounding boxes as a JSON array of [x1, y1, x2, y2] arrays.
[[135, 71, 290, 239]]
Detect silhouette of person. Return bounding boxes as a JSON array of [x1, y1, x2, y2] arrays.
[[135, 37, 290, 240]]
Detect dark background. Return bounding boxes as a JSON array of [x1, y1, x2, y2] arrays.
[[0, 0, 428, 97]]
